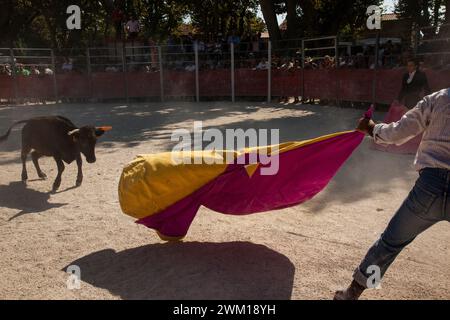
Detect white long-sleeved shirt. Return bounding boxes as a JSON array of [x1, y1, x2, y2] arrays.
[[373, 88, 450, 171]]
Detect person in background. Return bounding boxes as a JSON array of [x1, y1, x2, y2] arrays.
[[1, 64, 12, 76], [62, 58, 73, 73], [31, 65, 40, 75], [17, 64, 31, 76], [334, 88, 450, 300], [254, 58, 269, 70], [125, 16, 140, 41], [398, 58, 431, 108], [148, 37, 159, 70], [44, 67, 54, 75]]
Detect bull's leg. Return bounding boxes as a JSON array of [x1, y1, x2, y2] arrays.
[[21, 146, 31, 182], [52, 156, 65, 192], [31, 151, 47, 179], [75, 154, 83, 187]]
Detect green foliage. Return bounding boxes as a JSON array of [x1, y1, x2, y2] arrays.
[[395, 0, 447, 27], [2, 0, 447, 48], [183, 0, 265, 39]]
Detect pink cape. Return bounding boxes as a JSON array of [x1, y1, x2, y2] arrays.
[[134, 111, 371, 239]]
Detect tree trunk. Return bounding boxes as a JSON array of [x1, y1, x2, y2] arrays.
[[445, 0, 450, 23], [259, 0, 281, 44], [286, 0, 299, 39]]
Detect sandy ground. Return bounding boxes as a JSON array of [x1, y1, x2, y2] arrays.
[[0, 101, 448, 300]]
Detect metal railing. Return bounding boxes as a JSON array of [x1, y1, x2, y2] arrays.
[[1, 34, 450, 104]]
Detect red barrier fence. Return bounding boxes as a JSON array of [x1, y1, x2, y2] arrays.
[[1, 69, 449, 103], [271, 69, 302, 97], [199, 69, 231, 97], [163, 71, 195, 97], [57, 74, 90, 98]]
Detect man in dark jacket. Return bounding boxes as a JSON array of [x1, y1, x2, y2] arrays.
[[398, 58, 431, 108]]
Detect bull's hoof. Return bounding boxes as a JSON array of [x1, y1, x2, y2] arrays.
[[75, 180, 82, 187], [21, 174, 28, 181], [38, 172, 47, 180]]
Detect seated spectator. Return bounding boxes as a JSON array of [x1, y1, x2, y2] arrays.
[[184, 63, 196, 72], [16, 64, 31, 76], [105, 66, 119, 72], [0, 64, 12, 76], [304, 57, 317, 69], [279, 57, 294, 70], [255, 59, 269, 70], [62, 58, 73, 72], [31, 65, 40, 75], [44, 67, 54, 75]]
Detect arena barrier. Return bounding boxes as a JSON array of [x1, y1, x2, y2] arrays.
[[1, 68, 449, 103], [1, 40, 450, 103]]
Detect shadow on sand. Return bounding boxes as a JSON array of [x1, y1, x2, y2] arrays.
[[0, 181, 67, 220], [67, 241, 295, 300]]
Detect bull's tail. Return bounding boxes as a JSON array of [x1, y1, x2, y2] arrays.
[[0, 120, 29, 143]]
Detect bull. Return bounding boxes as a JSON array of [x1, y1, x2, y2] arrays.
[[0, 116, 111, 191]]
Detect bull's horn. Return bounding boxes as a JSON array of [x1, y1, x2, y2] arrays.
[[96, 126, 112, 131], [68, 129, 80, 136]]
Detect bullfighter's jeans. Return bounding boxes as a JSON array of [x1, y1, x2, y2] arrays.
[[353, 167, 450, 288]]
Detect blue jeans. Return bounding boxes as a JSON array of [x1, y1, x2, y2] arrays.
[[353, 167, 450, 288]]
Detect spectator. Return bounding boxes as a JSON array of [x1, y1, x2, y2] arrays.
[[255, 58, 269, 70], [398, 58, 431, 108], [31, 65, 40, 75], [125, 16, 140, 41], [148, 37, 159, 69], [44, 67, 53, 75], [105, 66, 119, 72], [0, 64, 12, 76], [16, 64, 31, 76], [62, 58, 73, 72]]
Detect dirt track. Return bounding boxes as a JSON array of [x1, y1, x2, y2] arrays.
[[0, 101, 448, 300]]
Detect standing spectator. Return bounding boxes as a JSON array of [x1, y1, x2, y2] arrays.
[[148, 37, 158, 70], [125, 16, 140, 41], [112, 6, 125, 40], [398, 58, 431, 108]]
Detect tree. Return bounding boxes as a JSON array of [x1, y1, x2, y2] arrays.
[[259, 0, 382, 42], [395, 0, 448, 37], [183, 0, 265, 40], [260, 0, 282, 42], [0, 0, 40, 47]]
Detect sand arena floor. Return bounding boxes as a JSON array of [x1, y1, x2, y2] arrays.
[[0, 101, 448, 299]]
